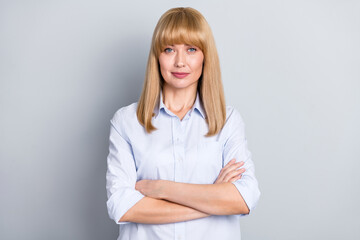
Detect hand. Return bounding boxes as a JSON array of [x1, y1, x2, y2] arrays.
[[135, 179, 166, 199], [214, 158, 245, 184]]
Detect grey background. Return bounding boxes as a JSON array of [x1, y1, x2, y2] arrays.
[[0, 0, 359, 239]]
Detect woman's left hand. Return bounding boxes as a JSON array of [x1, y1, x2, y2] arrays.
[[135, 179, 166, 199]]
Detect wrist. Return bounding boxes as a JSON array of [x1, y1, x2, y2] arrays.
[[159, 180, 171, 199]]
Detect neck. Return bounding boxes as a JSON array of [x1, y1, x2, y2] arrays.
[[162, 84, 198, 113]]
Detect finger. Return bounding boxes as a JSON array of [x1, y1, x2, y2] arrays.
[[215, 168, 244, 184], [230, 174, 242, 183], [217, 162, 243, 183], [215, 169, 227, 183], [216, 160, 244, 183], [222, 161, 245, 178], [229, 161, 244, 170], [223, 161, 244, 173], [217, 161, 236, 182], [226, 159, 236, 166], [224, 168, 245, 182]]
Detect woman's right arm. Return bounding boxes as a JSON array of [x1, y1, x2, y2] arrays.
[[119, 196, 210, 224], [107, 111, 210, 225]]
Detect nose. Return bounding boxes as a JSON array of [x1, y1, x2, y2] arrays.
[[174, 50, 185, 68]]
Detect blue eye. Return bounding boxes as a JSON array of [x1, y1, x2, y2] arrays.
[[188, 47, 196, 52], [164, 48, 173, 53]]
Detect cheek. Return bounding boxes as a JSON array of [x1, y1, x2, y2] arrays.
[[159, 59, 171, 73], [159, 60, 173, 81], [158, 62, 166, 74], [190, 58, 204, 72]]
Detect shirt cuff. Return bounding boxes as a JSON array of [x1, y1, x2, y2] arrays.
[[231, 180, 260, 216], [107, 188, 145, 225]]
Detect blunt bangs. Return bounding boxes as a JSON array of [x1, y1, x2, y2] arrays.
[[153, 11, 207, 57]]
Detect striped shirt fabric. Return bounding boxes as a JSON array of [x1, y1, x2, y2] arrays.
[[106, 89, 260, 240]]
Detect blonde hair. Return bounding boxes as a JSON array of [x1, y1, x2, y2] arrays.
[[136, 7, 226, 137]]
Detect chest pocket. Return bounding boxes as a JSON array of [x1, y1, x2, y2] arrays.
[[195, 140, 223, 184]]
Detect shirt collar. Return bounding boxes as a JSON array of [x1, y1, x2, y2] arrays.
[[153, 89, 206, 119]]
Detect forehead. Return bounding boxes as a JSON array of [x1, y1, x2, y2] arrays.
[[158, 29, 203, 49]]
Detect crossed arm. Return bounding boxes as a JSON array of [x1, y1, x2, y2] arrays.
[[120, 181, 249, 224], [108, 108, 260, 225], [119, 160, 249, 224]]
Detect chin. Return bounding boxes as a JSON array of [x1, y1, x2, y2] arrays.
[[166, 81, 197, 89]]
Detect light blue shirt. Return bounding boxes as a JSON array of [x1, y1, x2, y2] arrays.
[[106, 89, 260, 240]]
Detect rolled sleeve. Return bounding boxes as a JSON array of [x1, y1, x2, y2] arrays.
[[223, 107, 261, 216], [106, 110, 145, 225]]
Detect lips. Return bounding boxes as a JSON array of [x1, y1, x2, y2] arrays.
[[172, 72, 189, 79]]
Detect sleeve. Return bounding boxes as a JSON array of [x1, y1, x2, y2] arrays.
[[222, 107, 261, 216], [106, 110, 145, 225]]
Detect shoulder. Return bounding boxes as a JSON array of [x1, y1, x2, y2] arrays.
[[110, 102, 138, 127], [221, 105, 246, 136], [225, 105, 245, 125]]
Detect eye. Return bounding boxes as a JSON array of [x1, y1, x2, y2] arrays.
[[188, 47, 197, 52], [164, 48, 173, 53]]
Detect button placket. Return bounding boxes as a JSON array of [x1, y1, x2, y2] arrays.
[[173, 117, 184, 182], [173, 117, 186, 240]]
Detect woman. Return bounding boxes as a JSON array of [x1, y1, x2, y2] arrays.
[[106, 7, 260, 240]]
